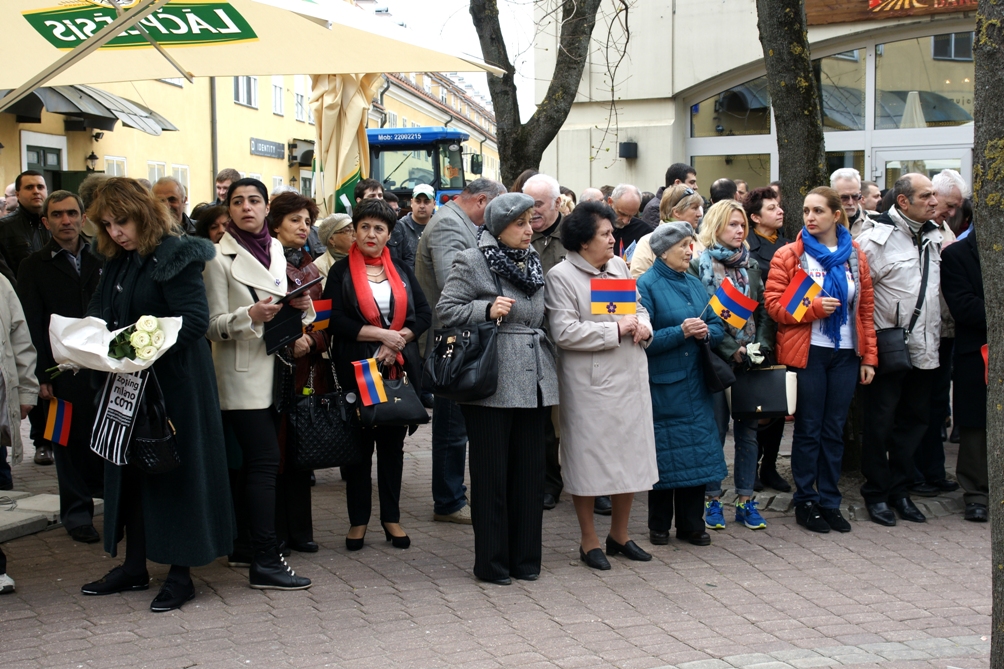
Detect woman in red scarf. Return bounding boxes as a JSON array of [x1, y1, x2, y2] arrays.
[[323, 199, 431, 551]]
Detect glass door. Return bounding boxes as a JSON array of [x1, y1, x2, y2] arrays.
[[871, 146, 971, 190]]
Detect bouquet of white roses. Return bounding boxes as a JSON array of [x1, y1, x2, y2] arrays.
[[48, 314, 183, 375]]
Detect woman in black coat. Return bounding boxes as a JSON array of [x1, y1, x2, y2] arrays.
[[80, 178, 235, 613], [323, 199, 431, 551]]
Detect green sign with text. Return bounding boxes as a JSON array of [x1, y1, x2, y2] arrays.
[[24, 1, 257, 49]]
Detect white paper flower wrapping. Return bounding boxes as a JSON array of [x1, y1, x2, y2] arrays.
[[49, 315, 183, 374]]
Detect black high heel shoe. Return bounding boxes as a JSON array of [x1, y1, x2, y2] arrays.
[[345, 526, 367, 551], [382, 523, 411, 549]]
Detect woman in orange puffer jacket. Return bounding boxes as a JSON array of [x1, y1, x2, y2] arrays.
[[764, 187, 878, 535]]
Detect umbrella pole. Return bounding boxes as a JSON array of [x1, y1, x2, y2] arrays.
[[0, 0, 170, 115]]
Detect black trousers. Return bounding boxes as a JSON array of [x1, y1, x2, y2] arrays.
[[914, 338, 953, 484], [344, 426, 407, 526], [648, 486, 705, 534], [52, 440, 104, 531], [543, 407, 562, 497], [0, 545, 5, 574], [757, 417, 786, 473], [860, 367, 935, 504], [461, 403, 547, 582], [276, 468, 313, 545], [223, 409, 280, 553], [957, 428, 988, 506]]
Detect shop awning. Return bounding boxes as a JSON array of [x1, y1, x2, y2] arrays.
[[0, 84, 177, 136]]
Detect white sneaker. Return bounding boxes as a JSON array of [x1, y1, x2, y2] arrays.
[[433, 504, 472, 525], [0, 573, 15, 594]]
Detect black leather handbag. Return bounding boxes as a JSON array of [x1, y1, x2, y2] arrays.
[[356, 368, 430, 427], [876, 245, 929, 376], [699, 337, 735, 392], [129, 370, 181, 475], [286, 363, 366, 471], [730, 365, 791, 420], [423, 268, 503, 402]]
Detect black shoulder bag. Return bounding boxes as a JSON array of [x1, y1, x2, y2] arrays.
[[129, 369, 181, 475], [875, 245, 929, 376], [422, 265, 503, 402], [286, 361, 366, 470]]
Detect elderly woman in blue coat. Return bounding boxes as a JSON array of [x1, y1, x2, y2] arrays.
[[637, 221, 728, 547]]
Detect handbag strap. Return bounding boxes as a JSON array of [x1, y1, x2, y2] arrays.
[[486, 257, 505, 326], [906, 245, 930, 335]]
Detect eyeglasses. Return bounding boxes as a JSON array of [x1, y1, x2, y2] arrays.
[[839, 193, 862, 203], [334, 227, 354, 235]]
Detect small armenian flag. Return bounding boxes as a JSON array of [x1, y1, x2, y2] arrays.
[[352, 358, 387, 406], [43, 397, 72, 447], [309, 299, 331, 331], [590, 278, 637, 315], [708, 278, 759, 329], [779, 269, 823, 322]]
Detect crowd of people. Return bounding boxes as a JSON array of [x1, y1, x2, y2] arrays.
[[0, 158, 985, 610]]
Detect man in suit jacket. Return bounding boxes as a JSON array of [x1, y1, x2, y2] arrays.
[[940, 227, 987, 522], [415, 178, 506, 525], [16, 191, 104, 543]]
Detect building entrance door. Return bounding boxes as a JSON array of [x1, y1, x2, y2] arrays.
[[26, 145, 62, 191], [871, 147, 971, 191]]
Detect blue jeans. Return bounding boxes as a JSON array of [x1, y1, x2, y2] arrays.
[[792, 346, 859, 508], [707, 391, 758, 498], [432, 396, 468, 515]]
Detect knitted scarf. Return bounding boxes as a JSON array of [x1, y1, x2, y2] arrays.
[[348, 243, 408, 366], [698, 244, 756, 346], [478, 228, 545, 297], [801, 225, 854, 348]]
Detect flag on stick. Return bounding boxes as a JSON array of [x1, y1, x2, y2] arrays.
[[590, 278, 637, 315], [43, 397, 72, 447], [708, 277, 759, 329], [352, 358, 387, 406], [778, 269, 823, 322], [309, 299, 331, 331]]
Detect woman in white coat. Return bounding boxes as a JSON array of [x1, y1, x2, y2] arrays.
[[545, 201, 659, 570], [203, 178, 314, 591]]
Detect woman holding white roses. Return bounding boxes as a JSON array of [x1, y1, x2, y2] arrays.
[[80, 178, 235, 613]]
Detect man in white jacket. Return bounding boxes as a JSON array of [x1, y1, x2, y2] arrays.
[[0, 273, 41, 594], [856, 173, 941, 527]]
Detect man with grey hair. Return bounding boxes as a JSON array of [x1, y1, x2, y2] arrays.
[[830, 167, 871, 237], [856, 173, 943, 527], [607, 184, 654, 258], [152, 176, 195, 234], [580, 187, 605, 203], [416, 177, 507, 526]]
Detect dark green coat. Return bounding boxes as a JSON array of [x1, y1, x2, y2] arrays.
[[89, 235, 235, 566]]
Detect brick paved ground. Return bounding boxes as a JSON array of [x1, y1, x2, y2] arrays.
[[1, 421, 990, 669]]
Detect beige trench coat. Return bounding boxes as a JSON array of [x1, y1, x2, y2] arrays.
[[0, 275, 38, 465], [544, 252, 658, 496]]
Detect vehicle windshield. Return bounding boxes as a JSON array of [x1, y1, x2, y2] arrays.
[[371, 142, 465, 191]]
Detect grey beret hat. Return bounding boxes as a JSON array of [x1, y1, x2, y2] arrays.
[[649, 220, 695, 257], [317, 213, 351, 247], [483, 192, 534, 237]]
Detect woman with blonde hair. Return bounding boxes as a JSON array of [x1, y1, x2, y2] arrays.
[[689, 199, 773, 533], [630, 185, 705, 278], [80, 178, 234, 612]]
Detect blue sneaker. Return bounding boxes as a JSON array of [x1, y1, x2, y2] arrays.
[[705, 499, 726, 529], [735, 499, 767, 530]]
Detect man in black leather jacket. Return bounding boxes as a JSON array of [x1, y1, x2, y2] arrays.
[[0, 171, 50, 283]]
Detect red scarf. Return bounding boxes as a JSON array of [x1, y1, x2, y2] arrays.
[[348, 243, 408, 366]]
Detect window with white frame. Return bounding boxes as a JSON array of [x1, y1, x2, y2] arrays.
[[932, 32, 974, 61], [272, 176, 283, 192], [104, 156, 126, 176], [147, 161, 166, 183], [171, 165, 190, 204], [387, 111, 398, 127], [294, 76, 306, 122], [234, 76, 258, 108], [423, 77, 432, 94], [249, 173, 262, 181], [272, 75, 284, 115], [308, 104, 315, 125], [402, 116, 408, 127]]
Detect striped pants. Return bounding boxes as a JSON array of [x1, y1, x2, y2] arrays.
[[460, 403, 548, 582]]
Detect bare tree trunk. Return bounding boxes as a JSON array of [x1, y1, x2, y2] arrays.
[[470, 0, 604, 186], [973, 2, 1004, 664], [754, 0, 828, 239]]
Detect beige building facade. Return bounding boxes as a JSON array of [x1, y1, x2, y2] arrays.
[[536, 1, 976, 196]]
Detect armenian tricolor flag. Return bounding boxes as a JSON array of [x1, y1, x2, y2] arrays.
[[352, 358, 387, 406], [708, 278, 759, 329], [43, 397, 72, 447], [779, 269, 823, 322], [590, 278, 637, 315], [309, 299, 331, 331]]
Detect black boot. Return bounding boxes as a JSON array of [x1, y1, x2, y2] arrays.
[[249, 546, 311, 590]]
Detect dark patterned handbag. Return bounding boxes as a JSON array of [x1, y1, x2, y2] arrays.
[[286, 362, 366, 470], [129, 369, 181, 475]]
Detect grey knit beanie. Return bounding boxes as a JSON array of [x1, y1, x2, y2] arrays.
[[483, 192, 534, 237], [649, 220, 695, 257], [317, 213, 351, 247]]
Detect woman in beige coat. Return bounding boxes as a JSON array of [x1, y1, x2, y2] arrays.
[[544, 201, 659, 571]]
